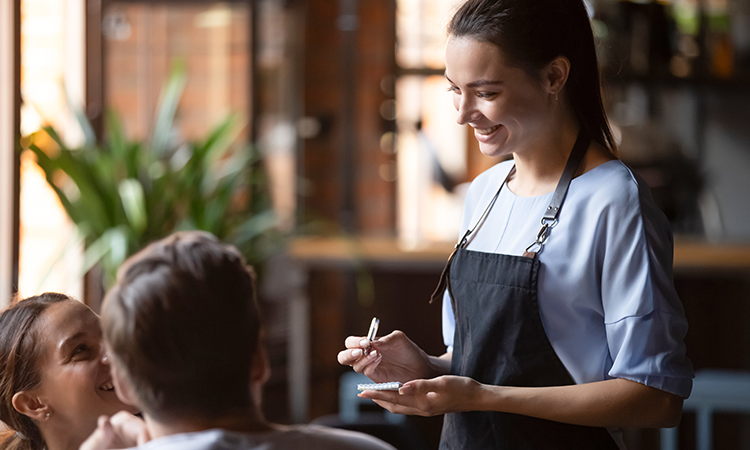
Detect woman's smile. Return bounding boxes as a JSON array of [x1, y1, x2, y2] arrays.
[[474, 124, 502, 136]]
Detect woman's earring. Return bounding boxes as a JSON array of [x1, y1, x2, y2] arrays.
[[45, 412, 50, 420]]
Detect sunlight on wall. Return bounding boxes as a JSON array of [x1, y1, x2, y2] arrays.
[[18, 0, 84, 300], [396, 0, 470, 248]]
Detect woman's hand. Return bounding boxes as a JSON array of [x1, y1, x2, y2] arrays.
[[358, 375, 483, 417], [337, 330, 447, 383], [79, 411, 150, 450]]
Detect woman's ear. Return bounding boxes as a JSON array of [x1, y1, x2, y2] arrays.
[[544, 56, 571, 96], [12, 391, 47, 421]]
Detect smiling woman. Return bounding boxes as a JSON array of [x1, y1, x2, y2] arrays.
[[339, 1, 693, 449], [0, 294, 136, 450]]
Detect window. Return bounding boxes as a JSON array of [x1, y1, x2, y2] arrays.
[[395, 0, 502, 247], [0, 0, 19, 305], [18, 0, 86, 300], [101, 2, 251, 143]]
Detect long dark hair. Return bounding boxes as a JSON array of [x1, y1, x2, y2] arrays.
[[448, 0, 617, 154], [0, 293, 71, 450]]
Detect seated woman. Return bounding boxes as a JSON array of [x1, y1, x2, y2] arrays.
[[0, 293, 137, 450]]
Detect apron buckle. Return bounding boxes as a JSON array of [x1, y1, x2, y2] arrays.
[[525, 220, 556, 255]]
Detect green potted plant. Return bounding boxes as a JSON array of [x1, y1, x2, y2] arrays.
[[25, 63, 280, 288]]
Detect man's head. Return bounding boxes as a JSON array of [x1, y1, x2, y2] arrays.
[[101, 231, 264, 422]]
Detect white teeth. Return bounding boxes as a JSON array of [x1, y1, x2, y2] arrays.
[[475, 124, 501, 135]]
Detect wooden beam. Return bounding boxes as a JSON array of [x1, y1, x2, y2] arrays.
[[0, 0, 20, 305]]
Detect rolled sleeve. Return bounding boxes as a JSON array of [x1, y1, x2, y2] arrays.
[[601, 173, 694, 398], [606, 312, 693, 398]]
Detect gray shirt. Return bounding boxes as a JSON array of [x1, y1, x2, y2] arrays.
[[124, 426, 396, 450]]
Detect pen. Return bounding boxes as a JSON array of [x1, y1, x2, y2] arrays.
[[364, 317, 379, 355]]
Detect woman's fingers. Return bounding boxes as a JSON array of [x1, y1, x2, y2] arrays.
[[344, 335, 370, 349], [337, 346, 379, 372], [108, 411, 149, 447], [337, 348, 361, 365], [79, 416, 114, 450], [359, 389, 433, 416], [339, 335, 379, 366], [358, 376, 475, 417], [353, 350, 383, 375], [371, 399, 427, 416]]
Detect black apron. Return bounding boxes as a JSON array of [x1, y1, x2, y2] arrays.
[[432, 131, 619, 450]]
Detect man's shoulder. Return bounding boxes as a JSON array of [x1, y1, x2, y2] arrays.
[[273, 425, 396, 450], [132, 427, 395, 450]]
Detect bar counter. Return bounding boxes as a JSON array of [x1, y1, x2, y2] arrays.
[[283, 236, 750, 423], [289, 235, 750, 272]]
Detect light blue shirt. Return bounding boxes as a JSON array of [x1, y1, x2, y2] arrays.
[[442, 159, 694, 398]]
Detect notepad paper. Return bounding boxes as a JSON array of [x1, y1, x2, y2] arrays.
[[357, 381, 403, 391]]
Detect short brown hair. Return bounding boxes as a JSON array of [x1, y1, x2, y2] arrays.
[[101, 231, 261, 421]]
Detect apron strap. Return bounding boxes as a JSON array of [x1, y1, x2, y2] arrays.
[[431, 129, 591, 303], [524, 130, 590, 257], [429, 166, 515, 304], [544, 129, 591, 223]]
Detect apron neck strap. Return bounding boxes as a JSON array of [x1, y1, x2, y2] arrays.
[[541, 129, 591, 224], [524, 129, 591, 257], [430, 128, 591, 303]]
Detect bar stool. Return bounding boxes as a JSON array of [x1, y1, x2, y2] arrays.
[[661, 370, 750, 450]]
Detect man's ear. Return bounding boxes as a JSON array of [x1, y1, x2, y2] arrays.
[[12, 391, 47, 421], [544, 56, 571, 96], [249, 343, 271, 408], [251, 344, 271, 387]]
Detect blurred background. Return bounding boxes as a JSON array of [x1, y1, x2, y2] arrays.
[[1, 0, 749, 449]]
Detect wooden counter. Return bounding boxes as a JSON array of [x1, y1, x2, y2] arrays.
[[284, 235, 750, 423], [289, 236, 750, 272]]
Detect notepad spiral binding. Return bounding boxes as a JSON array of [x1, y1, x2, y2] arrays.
[[357, 381, 403, 391]]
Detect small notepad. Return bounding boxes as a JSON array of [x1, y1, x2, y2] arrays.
[[357, 381, 403, 391]]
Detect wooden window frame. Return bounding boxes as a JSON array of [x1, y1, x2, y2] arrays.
[[0, 0, 21, 306]]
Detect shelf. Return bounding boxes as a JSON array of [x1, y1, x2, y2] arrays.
[[604, 71, 750, 90]]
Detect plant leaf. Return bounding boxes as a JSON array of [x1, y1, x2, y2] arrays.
[[118, 178, 147, 235], [151, 59, 187, 156]]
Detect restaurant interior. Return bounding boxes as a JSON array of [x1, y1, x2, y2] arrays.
[[1, 0, 750, 449]]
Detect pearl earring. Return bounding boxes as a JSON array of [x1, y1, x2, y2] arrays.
[[45, 412, 50, 420]]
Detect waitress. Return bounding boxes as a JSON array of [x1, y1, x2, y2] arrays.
[[338, 0, 694, 448]]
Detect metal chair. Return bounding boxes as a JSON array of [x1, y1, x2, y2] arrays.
[[661, 369, 750, 450], [311, 372, 430, 450], [337, 371, 405, 424]]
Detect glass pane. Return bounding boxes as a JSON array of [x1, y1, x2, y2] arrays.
[[396, 74, 468, 246], [19, 0, 85, 300], [103, 2, 250, 142], [396, 0, 463, 69], [255, 0, 300, 232]]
